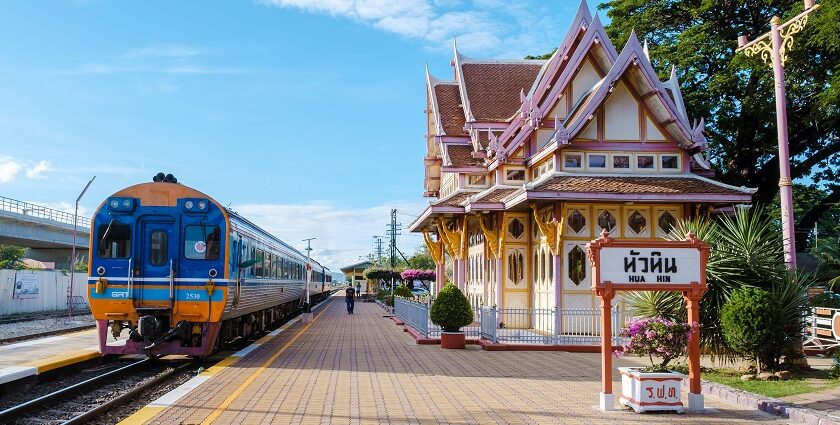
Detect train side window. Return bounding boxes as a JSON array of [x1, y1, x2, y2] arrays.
[[98, 223, 131, 258], [149, 231, 168, 266], [254, 249, 264, 277], [184, 225, 221, 260]]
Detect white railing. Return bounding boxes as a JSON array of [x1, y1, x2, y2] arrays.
[[394, 296, 630, 345], [479, 306, 628, 346], [804, 306, 840, 351], [0, 196, 91, 228]]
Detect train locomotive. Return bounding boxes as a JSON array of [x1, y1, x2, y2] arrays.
[[87, 175, 333, 356]]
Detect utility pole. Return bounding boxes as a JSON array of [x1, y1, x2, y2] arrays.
[[372, 236, 384, 264], [736, 0, 821, 270], [385, 209, 402, 308], [302, 238, 315, 323], [69, 175, 95, 320]]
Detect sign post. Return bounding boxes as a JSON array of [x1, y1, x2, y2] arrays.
[[588, 229, 709, 412]]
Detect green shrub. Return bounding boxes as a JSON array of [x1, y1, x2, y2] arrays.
[[377, 290, 393, 306], [430, 283, 473, 332], [393, 285, 413, 298], [721, 287, 782, 372]]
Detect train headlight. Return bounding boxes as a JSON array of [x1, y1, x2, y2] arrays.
[[107, 197, 135, 213], [181, 198, 209, 212], [97, 266, 106, 276], [208, 268, 218, 278]]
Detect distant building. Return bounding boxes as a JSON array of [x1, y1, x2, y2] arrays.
[[340, 260, 373, 295], [409, 2, 754, 313]]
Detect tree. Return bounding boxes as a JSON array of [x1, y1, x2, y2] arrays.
[[598, 0, 840, 248], [0, 245, 26, 270], [407, 246, 435, 270]]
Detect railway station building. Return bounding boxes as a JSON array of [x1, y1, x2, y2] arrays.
[[408, 2, 754, 314]]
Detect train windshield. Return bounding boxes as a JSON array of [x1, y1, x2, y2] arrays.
[[97, 222, 131, 258], [184, 225, 221, 260]]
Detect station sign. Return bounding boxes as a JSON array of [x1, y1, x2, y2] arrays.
[[599, 247, 701, 286]]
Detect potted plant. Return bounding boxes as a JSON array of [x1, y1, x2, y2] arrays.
[[616, 317, 692, 413], [430, 282, 473, 349]]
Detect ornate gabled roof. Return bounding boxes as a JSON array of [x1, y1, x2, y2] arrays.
[[444, 144, 484, 168], [559, 31, 698, 149], [459, 60, 544, 123], [426, 68, 467, 137]]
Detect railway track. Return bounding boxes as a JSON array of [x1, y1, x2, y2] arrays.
[[0, 358, 197, 425], [0, 311, 92, 326]]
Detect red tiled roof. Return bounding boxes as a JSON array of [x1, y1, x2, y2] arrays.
[[473, 187, 520, 203], [433, 83, 467, 136], [446, 145, 484, 168], [530, 175, 751, 195], [461, 62, 543, 122], [433, 191, 473, 207]]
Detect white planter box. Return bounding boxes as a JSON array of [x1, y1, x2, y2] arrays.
[[618, 367, 685, 413]]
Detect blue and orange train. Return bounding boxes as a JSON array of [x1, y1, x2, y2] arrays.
[[87, 175, 333, 356]]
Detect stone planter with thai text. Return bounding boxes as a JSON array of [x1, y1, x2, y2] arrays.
[[618, 367, 685, 413]]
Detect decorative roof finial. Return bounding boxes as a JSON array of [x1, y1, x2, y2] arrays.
[[643, 38, 650, 60]]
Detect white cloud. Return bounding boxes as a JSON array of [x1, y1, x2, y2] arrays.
[[0, 157, 23, 183], [260, 0, 522, 54], [26, 160, 51, 179], [122, 44, 203, 60], [0, 156, 52, 183], [231, 200, 427, 271]]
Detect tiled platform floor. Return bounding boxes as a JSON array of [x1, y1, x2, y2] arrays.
[[137, 298, 786, 424]]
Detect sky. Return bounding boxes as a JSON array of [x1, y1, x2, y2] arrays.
[[0, 0, 584, 271]]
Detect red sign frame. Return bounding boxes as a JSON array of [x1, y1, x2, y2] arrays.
[[586, 229, 710, 412]]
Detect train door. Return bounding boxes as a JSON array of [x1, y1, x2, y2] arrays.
[[138, 217, 178, 309]]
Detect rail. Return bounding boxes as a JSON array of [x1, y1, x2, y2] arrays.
[[0, 195, 91, 228], [394, 297, 628, 345]]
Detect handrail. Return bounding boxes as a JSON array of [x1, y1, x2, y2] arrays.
[[0, 195, 91, 228]]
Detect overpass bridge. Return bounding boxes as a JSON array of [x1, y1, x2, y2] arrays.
[[0, 196, 90, 268]]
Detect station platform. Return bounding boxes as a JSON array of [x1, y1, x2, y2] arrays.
[[0, 329, 101, 385], [120, 297, 785, 424]]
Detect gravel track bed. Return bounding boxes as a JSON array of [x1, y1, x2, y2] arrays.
[[4, 360, 193, 425], [0, 315, 95, 341], [90, 365, 201, 424], [0, 360, 132, 411]]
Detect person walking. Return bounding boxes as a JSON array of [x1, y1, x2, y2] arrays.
[[345, 285, 355, 314], [355, 281, 362, 300]]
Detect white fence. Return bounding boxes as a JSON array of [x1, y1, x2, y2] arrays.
[[394, 297, 629, 345], [0, 270, 89, 315]]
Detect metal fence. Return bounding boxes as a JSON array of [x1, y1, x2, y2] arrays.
[[479, 306, 628, 345], [0, 195, 91, 228], [394, 297, 629, 345], [804, 306, 840, 351]]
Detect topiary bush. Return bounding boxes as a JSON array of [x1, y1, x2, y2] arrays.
[[430, 282, 473, 332], [720, 287, 783, 372]]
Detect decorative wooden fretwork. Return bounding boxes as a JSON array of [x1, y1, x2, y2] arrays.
[[436, 217, 467, 260], [422, 229, 445, 265], [476, 213, 502, 259], [530, 203, 563, 255]]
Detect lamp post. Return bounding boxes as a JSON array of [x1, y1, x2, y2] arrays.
[[735, 0, 820, 270], [69, 176, 96, 320], [302, 238, 315, 323]]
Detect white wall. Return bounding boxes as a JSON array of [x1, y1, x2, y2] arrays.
[[0, 270, 88, 315]]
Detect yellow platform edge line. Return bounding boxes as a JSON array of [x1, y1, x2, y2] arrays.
[[118, 302, 327, 425], [29, 350, 101, 373], [116, 406, 165, 425]]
